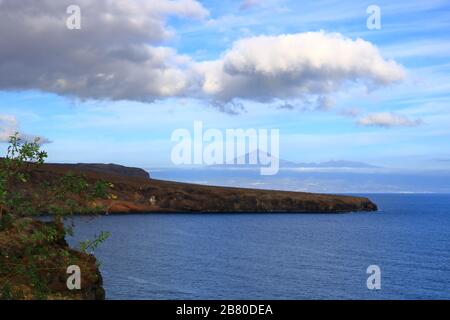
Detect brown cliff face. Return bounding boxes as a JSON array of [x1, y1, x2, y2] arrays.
[[41, 163, 150, 179], [23, 163, 377, 214], [0, 218, 104, 300]]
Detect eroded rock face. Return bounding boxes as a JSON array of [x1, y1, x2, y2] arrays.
[[0, 218, 105, 300]]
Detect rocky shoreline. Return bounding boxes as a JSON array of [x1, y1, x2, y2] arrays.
[[26, 163, 378, 214], [0, 218, 104, 300]]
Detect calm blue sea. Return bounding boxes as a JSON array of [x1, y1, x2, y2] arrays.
[[67, 194, 450, 300]]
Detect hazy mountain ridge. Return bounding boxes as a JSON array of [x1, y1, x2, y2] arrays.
[[211, 150, 378, 169]]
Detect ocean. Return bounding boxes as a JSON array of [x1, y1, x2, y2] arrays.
[[67, 194, 450, 299]]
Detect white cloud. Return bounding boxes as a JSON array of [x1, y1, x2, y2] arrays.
[[0, 114, 18, 142], [0, 0, 208, 101], [195, 32, 405, 104], [0, 114, 49, 143], [0, 1, 404, 111], [357, 112, 422, 128]]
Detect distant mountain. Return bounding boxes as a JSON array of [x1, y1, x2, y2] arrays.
[[210, 151, 379, 169], [235, 150, 298, 167], [295, 160, 379, 169]]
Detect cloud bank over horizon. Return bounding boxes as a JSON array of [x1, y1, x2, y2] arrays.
[[0, 0, 405, 110]]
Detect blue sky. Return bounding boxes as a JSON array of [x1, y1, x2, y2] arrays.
[[0, 0, 450, 171]]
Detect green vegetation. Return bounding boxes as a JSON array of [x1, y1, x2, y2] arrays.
[[0, 133, 110, 299]]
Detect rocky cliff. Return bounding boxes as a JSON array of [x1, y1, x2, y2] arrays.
[[41, 162, 150, 179], [0, 218, 104, 300], [23, 163, 378, 214]]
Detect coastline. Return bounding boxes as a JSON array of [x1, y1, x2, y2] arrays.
[[22, 162, 378, 215]]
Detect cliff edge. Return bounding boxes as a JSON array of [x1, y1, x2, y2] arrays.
[[0, 218, 104, 300], [24, 163, 377, 214]]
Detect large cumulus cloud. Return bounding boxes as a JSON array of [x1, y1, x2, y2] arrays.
[[0, 1, 404, 107], [0, 0, 207, 101], [195, 32, 405, 104]]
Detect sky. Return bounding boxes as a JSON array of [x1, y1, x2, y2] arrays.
[[0, 0, 450, 172]]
